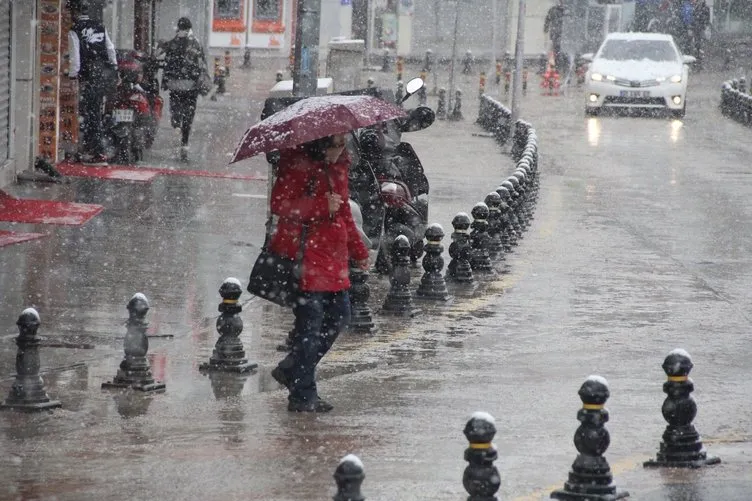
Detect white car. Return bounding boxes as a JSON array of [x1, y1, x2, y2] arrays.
[[583, 32, 695, 118]]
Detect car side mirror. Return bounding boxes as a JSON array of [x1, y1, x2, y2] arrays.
[[580, 53, 594, 62], [682, 55, 696, 65], [399, 77, 425, 104]]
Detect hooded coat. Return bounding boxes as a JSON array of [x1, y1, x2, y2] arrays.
[[269, 148, 369, 292]]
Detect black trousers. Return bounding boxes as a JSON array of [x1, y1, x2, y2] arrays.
[[169, 90, 199, 146], [79, 81, 106, 156]]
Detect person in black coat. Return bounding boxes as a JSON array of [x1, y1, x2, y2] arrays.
[[161, 17, 207, 161], [68, 1, 117, 164], [544, 0, 565, 73]]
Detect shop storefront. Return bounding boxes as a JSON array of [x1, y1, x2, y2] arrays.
[[210, 0, 289, 49]]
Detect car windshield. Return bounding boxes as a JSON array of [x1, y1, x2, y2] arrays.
[[598, 39, 678, 62]]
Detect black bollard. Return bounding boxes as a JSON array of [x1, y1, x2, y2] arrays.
[[644, 349, 721, 468], [199, 278, 258, 373], [484, 192, 505, 261], [382, 48, 392, 72], [551, 376, 629, 501], [446, 212, 477, 289], [450, 89, 464, 121], [501, 180, 524, 238], [381, 235, 420, 316], [395, 80, 404, 103], [0, 308, 62, 411], [463, 411, 501, 501], [436, 88, 448, 120], [418, 84, 428, 106], [276, 70, 284, 83], [469, 202, 494, 274], [333, 454, 366, 501], [416, 223, 452, 301], [349, 263, 377, 333], [102, 293, 166, 392], [242, 47, 251, 68], [495, 186, 516, 251]]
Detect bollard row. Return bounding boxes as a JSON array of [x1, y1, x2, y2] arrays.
[[327, 353, 719, 500], [720, 78, 752, 125]]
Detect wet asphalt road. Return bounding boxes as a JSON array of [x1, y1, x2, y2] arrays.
[[1, 61, 751, 500]]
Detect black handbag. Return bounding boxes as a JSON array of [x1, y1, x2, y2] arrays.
[[247, 226, 307, 307]]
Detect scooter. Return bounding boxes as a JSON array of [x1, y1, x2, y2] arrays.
[[103, 50, 163, 164], [348, 78, 435, 274]]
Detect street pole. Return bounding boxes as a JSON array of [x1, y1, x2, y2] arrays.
[[491, 0, 497, 77], [510, 0, 525, 136], [292, 0, 321, 97], [448, 0, 461, 113]]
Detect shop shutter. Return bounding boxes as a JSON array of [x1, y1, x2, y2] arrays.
[[0, 0, 11, 164]]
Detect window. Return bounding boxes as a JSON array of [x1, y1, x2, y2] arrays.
[[215, 0, 242, 20], [254, 0, 280, 21]]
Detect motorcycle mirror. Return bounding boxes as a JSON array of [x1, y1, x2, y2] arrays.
[[399, 106, 435, 133], [400, 77, 425, 104]]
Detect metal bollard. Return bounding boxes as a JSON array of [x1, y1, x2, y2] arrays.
[[333, 454, 366, 501], [469, 202, 494, 274], [644, 349, 721, 468], [462, 50, 473, 74], [501, 180, 524, 238], [382, 48, 391, 72], [381, 235, 420, 316], [367, 77, 375, 88], [0, 308, 62, 411], [463, 412, 500, 501], [551, 376, 629, 500], [446, 212, 476, 289], [449, 89, 464, 121], [276, 70, 284, 83], [199, 278, 258, 373], [349, 263, 376, 333], [415, 223, 452, 301], [495, 186, 517, 250], [484, 192, 505, 261], [740, 77, 747, 94], [436, 88, 447, 120], [224, 50, 232, 78], [242, 47, 251, 68], [102, 293, 166, 392], [395, 80, 405, 104]]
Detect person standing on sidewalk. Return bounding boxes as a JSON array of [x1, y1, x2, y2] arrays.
[[68, 1, 118, 165], [269, 135, 370, 413], [162, 17, 207, 161], [544, 0, 565, 74]]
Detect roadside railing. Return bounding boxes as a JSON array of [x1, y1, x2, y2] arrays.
[[720, 77, 752, 124]]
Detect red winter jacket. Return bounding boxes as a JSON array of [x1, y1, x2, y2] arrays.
[[268, 148, 369, 292]]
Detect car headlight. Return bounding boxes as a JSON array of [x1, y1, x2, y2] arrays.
[[605, 75, 616, 81], [591, 73, 603, 81], [670, 75, 682, 83]]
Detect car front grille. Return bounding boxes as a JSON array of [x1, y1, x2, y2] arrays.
[[613, 78, 660, 88], [604, 96, 667, 106]]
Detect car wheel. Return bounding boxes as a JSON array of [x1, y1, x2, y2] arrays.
[[585, 107, 600, 116]]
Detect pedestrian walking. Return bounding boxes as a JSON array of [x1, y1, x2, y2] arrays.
[[68, 1, 118, 165], [692, 0, 711, 63], [162, 17, 207, 161], [268, 134, 370, 413], [544, 0, 565, 74]]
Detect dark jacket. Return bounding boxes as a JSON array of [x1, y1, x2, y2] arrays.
[[68, 15, 117, 80], [163, 30, 206, 91], [269, 148, 369, 292], [544, 5, 565, 41]]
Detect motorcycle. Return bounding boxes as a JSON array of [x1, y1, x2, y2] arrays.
[[347, 78, 435, 274], [103, 49, 164, 164]]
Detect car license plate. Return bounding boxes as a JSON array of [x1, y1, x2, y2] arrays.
[[619, 90, 650, 98], [114, 109, 135, 123]]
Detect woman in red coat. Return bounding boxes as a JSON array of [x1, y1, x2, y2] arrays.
[[269, 133, 370, 412]]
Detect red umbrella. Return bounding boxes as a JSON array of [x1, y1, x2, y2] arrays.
[[230, 94, 407, 164]]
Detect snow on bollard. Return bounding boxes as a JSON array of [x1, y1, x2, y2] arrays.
[[469, 202, 494, 274], [449, 89, 464, 121], [415, 223, 452, 301], [643, 349, 721, 468], [484, 193, 505, 261], [199, 278, 258, 374], [0, 308, 62, 412], [333, 454, 366, 501], [495, 186, 516, 252], [436, 88, 448, 120], [551, 375, 629, 501], [463, 411, 501, 501], [102, 293, 166, 392], [446, 212, 477, 291]]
